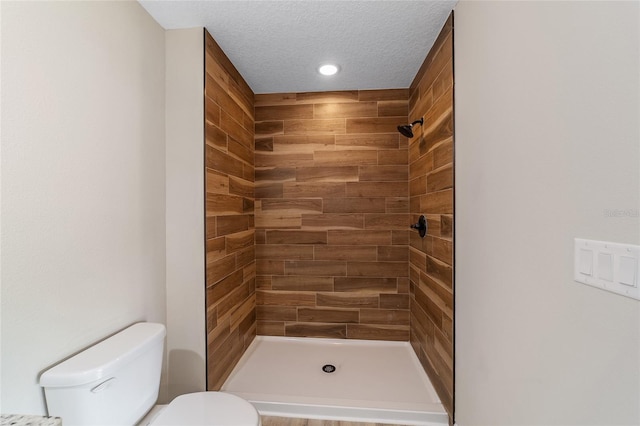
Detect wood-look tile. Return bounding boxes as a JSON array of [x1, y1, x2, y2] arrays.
[[323, 198, 386, 214], [206, 193, 244, 215], [377, 246, 408, 261], [440, 215, 453, 239], [206, 145, 244, 179], [358, 88, 410, 102], [316, 292, 379, 309], [283, 182, 346, 199], [313, 150, 378, 166], [226, 230, 254, 255], [218, 282, 251, 318], [206, 254, 237, 286], [296, 91, 359, 104], [422, 97, 453, 153], [327, 230, 391, 246], [431, 237, 453, 265], [205, 96, 221, 125], [256, 244, 314, 260], [257, 321, 285, 336], [409, 176, 427, 197], [345, 182, 407, 198], [346, 261, 408, 278], [217, 215, 250, 236], [205, 74, 248, 128], [260, 199, 323, 214], [220, 110, 253, 149], [433, 138, 453, 169], [377, 149, 408, 165], [377, 100, 409, 117], [254, 93, 298, 106], [298, 307, 359, 323], [296, 166, 359, 182], [255, 182, 284, 199], [255, 137, 274, 152], [257, 290, 316, 306], [335, 134, 399, 150], [313, 102, 377, 119], [333, 277, 397, 293], [420, 189, 453, 214], [314, 245, 377, 261], [255, 167, 296, 183], [418, 32, 453, 99], [285, 260, 347, 277], [266, 230, 327, 245], [271, 276, 334, 292], [228, 176, 254, 199], [257, 305, 297, 321], [255, 214, 302, 229], [206, 237, 226, 264], [360, 309, 409, 325], [385, 197, 409, 213], [425, 255, 453, 290], [284, 119, 346, 135], [410, 14, 452, 91], [272, 135, 336, 153], [256, 259, 285, 275], [206, 169, 230, 195], [420, 272, 453, 319], [358, 165, 408, 182], [364, 214, 408, 230], [346, 324, 409, 341], [255, 121, 284, 137], [284, 323, 347, 338], [229, 138, 253, 165], [301, 213, 365, 230], [205, 121, 228, 149], [256, 104, 314, 121], [379, 293, 410, 309], [255, 152, 315, 168], [253, 42, 453, 418], [409, 153, 433, 181], [345, 117, 405, 134]]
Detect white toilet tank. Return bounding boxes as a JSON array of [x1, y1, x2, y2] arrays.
[[40, 322, 166, 426]]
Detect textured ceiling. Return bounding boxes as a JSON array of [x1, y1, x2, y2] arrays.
[[139, 0, 456, 94]]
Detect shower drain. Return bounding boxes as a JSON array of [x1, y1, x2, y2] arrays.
[[321, 364, 336, 373]]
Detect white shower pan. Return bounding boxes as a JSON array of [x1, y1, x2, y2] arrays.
[[221, 336, 448, 426]]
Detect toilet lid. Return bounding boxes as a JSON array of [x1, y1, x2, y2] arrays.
[[151, 392, 261, 426]]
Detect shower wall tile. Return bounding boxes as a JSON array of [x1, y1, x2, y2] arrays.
[[255, 88, 409, 341], [204, 30, 256, 391], [408, 14, 454, 418]]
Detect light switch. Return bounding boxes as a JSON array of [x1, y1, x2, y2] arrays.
[[598, 253, 613, 281], [574, 238, 640, 300], [579, 249, 593, 275], [618, 256, 637, 287]]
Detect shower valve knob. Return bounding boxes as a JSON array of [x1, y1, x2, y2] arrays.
[[410, 215, 427, 238]]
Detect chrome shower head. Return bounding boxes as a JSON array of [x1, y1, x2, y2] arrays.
[[397, 118, 424, 138]]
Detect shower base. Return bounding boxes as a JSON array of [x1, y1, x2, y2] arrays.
[[221, 336, 448, 426]]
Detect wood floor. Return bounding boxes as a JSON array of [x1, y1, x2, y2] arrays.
[[261, 416, 412, 426]]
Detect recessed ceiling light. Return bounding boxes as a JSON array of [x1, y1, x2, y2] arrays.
[[318, 64, 339, 76]]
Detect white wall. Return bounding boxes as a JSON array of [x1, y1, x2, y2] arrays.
[[455, 1, 640, 425], [165, 28, 206, 400], [1, 0, 166, 415]]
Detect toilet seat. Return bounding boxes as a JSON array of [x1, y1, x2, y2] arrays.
[[150, 392, 261, 426]]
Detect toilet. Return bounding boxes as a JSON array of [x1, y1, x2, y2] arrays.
[[39, 322, 261, 426]]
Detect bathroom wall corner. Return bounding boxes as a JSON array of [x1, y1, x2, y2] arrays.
[[165, 27, 207, 402]]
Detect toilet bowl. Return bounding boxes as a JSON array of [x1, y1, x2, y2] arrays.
[[40, 323, 260, 426], [149, 392, 260, 426]]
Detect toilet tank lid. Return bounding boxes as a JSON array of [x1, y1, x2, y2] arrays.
[[39, 322, 166, 388]]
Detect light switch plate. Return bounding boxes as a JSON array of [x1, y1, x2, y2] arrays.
[[574, 238, 640, 300]]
